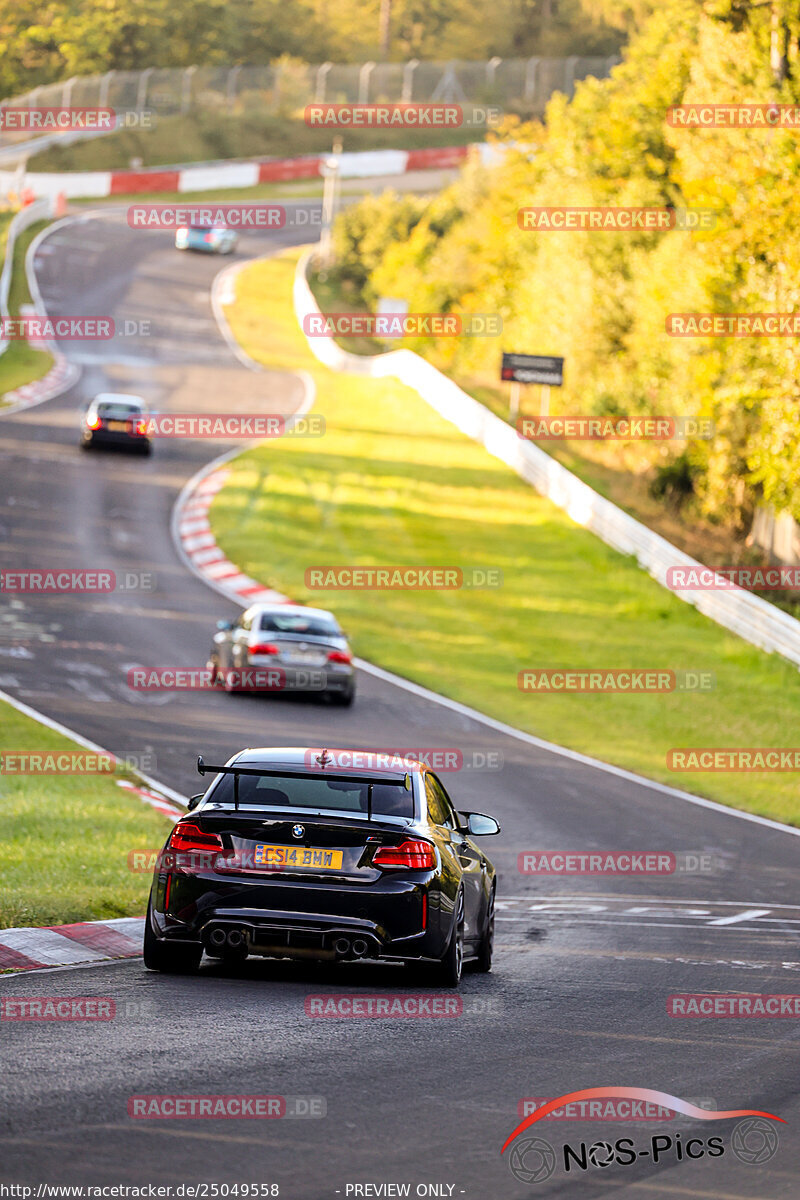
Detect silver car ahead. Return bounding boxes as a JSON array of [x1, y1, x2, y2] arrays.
[[208, 603, 355, 706]]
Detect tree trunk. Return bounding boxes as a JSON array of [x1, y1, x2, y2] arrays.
[[771, 1, 790, 84], [379, 0, 391, 58]]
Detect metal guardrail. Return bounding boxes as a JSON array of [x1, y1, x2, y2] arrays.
[[294, 250, 800, 669], [0, 197, 53, 355]]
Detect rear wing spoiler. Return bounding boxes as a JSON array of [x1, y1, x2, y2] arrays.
[[197, 755, 412, 816]]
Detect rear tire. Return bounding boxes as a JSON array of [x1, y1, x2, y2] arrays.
[[475, 885, 495, 973], [433, 889, 464, 988], [328, 687, 354, 707], [143, 900, 202, 973]]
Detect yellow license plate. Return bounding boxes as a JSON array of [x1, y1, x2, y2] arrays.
[[254, 843, 343, 870], [108, 420, 128, 431]]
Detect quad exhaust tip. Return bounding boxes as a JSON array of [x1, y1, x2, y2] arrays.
[[227, 929, 245, 948], [333, 936, 370, 958], [208, 927, 227, 948]]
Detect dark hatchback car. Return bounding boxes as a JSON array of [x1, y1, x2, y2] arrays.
[[144, 748, 500, 987], [80, 393, 152, 454]]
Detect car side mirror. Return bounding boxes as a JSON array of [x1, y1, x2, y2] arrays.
[[216, 619, 233, 631], [460, 811, 500, 836], [186, 793, 204, 811]]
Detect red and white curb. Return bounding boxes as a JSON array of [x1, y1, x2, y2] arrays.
[[0, 348, 79, 415], [174, 465, 290, 607], [1, 224, 83, 418], [0, 917, 145, 972], [0, 687, 186, 974], [116, 778, 184, 821], [4, 144, 484, 202]]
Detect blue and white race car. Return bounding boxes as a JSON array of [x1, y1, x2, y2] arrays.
[[175, 224, 238, 254]]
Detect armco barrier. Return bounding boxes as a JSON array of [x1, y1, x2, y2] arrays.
[[294, 250, 800, 668], [0, 197, 53, 354]]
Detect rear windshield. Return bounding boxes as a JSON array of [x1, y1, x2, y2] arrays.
[[207, 772, 413, 817], [259, 613, 340, 637], [97, 402, 141, 417]]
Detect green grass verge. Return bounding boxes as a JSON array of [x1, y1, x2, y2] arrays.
[[0, 216, 54, 402], [31, 111, 483, 173], [0, 698, 177, 929], [209, 248, 799, 826]]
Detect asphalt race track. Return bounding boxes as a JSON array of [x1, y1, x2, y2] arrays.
[[1, 206, 799, 1198]]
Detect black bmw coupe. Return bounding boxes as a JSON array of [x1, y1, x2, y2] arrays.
[[144, 747, 500, 987]]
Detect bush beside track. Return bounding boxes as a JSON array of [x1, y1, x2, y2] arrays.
[[0, 697, 176, 929], [0, 216, 54, 402], [207, 249, 800, 827]]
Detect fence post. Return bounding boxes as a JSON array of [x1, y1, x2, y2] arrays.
[[315, 62, 332, 103], [181, 65, 197, 115], [99, 70, 115, 108], [486, 57, 502, 90], [524, 57, 540, 104], [227, 65, 242, 113], [136, 67, 154, 113], [564, 55, 579, 97], [358, 61, 375, 103], [61, 77, 77, 109], [401, 58, 419, 102]]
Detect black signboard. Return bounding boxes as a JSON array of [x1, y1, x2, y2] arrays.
[[501, 353, 564, 386]]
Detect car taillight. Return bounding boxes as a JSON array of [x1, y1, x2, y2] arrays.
[[87, 415, 102, 430], [249, 642, 279, 656], [372, 840, 436, 870], [168, 822, 224, 852], [327, 650, 352, 664], [132, 419, 147, 435], [204, 232, 213, 243]]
